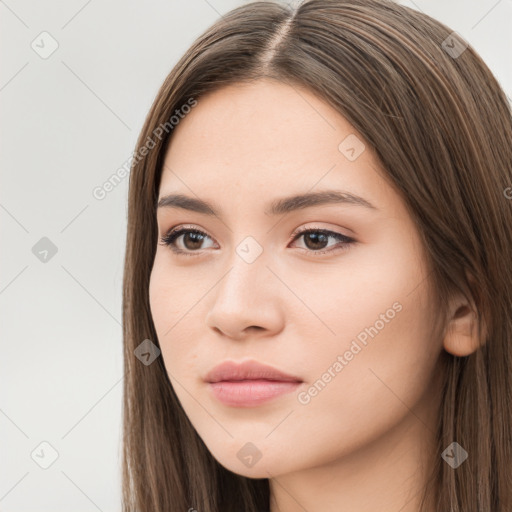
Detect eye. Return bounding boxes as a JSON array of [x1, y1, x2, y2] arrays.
[[288, 226, 355, 256], [159, 225, 356, 257], [159, 226, 216, 257]]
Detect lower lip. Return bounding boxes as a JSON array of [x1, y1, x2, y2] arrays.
[[208, 380, 302, 407]]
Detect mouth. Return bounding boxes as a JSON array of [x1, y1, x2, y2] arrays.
[[204, 360, 303, 407], [207, 379, 302, 407]]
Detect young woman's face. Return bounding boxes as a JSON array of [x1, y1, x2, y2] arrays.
[[149, 79, 444, 478]]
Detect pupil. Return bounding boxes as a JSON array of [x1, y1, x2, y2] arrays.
[[305, 232, 328, 250], [184, 232, 204, 250]]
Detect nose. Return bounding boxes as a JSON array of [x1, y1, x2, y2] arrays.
[[205, 253, 284, 341]]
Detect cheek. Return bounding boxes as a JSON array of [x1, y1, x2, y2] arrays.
[[148, 257, 203, 374], [290, 237, 439, 414], [272, 282, 440, 476], [279, 234, 430, 351], [297, 265, 439, 432], [311, 305, 437, 439]]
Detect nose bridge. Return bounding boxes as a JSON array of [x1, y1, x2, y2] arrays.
[[216, 237, 269, 306], [204, 236, 283, 338], [206, 226, 284, 339]]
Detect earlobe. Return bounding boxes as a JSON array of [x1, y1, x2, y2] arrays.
[[442, 298, 483, 357]]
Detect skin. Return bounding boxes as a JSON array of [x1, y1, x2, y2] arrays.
[[149, 79, 480, 512]]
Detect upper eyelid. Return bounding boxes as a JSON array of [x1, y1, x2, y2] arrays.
[[162, 224, 351, 238]]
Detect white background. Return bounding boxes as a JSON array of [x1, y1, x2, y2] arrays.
[[1, 0, 510, 510]]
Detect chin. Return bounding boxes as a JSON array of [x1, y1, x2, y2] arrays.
[[205, 440, 292, 479]]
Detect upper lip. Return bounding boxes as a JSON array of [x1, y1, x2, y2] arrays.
[[204, 360, 302, 383]]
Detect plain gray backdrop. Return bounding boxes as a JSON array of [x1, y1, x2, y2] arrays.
[[1, 0, 511, 510]]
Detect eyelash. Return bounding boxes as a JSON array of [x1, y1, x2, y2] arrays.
[[158, 225, 356, 258]]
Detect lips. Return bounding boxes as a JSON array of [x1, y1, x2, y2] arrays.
[[204, 360, 303, 407], [204, 359, 302, 384]]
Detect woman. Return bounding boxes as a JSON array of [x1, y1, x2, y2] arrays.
[[121, 1, 512, 510]]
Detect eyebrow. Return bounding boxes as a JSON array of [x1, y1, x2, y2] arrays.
[[157, 190, 378, 217]]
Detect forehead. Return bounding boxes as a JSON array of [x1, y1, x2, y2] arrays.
[[159, 79, 395, 215]]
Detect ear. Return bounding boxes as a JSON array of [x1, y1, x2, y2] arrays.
[[442, 287, 484, 357]]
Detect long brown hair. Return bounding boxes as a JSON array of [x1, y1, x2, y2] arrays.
[[121, 1, 512, 510]]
